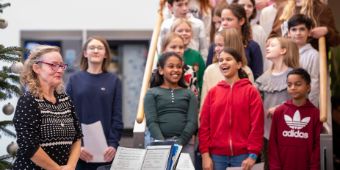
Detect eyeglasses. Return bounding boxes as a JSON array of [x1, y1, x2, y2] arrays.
[[87, 46, 105, 51], [36, 61, 68, 72]]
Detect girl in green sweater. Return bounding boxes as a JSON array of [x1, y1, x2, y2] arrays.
[[171, 18, 206, 99], [144, 52, 198, 161]]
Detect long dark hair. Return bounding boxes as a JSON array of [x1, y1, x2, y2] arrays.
[[150, 52, 187, 88], [232, 0, 257, 21], [225, 4, 252, 46], [221, 47, 248, 79]]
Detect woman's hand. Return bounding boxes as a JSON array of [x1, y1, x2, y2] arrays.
[[60, 165, 75, 170], [103, 146, 117, 162], [79, 147, 93, 162], [202, 153, 213, 170], [310, 26, 328, 39], [241, 157, 256, 170]]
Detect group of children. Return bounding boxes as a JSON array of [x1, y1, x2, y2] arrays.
[[143, 0, 340, 169]]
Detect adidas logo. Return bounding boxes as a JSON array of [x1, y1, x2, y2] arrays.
[[282, 110, 310, 139]]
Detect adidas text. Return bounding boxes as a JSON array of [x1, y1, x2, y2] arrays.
[[282, 130, 308, 139]]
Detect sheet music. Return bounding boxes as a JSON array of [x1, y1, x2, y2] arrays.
[[141, 145, 172, 170], [82, 121, 108, 162], [110, 147, 146, 170], [175, 153, 194, 170]]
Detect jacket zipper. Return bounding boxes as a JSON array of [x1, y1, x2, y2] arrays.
[[229, 84, 234, 156]]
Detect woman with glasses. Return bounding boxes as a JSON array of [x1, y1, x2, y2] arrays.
[[66, 36, 123, 170], [13, 45, 83, 170]]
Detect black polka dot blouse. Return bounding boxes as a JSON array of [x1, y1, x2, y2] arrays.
[[13, 92, 83, 170]]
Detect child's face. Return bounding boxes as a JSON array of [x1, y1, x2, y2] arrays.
[[288, 24, 310, 47], [221, 9, 244, 31], [159, 56, 183, 87], [213, 15, 221, 31], [169, 0, 189, 18], [287, 74, 311, 100], [265, 38, 285, 60], [174, 22, 192, 46], [218, 51, 242, 79], [84, 39, 106, 65], [164, 37, 185, 57], [238, 0, 254, 19], [214, 34, 224, 58]]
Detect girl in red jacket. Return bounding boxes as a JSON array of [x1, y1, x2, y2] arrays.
[[269, 68, 321, 170], [199, 47, 264, 170]]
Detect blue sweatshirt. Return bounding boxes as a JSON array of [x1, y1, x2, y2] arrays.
[[66, 71, 123, 148], [245, 40, 263, 79]]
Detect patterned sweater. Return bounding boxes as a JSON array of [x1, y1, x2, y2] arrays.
[[13, 92, 83, 169]]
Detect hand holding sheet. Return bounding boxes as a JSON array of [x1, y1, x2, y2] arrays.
[[82, 121, 108, 162]]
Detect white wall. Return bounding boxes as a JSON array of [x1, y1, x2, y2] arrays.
[[0, 0, 159, 46], [0, 0, 159, 157]]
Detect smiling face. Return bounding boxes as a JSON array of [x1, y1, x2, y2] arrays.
[[84, 39, 106, 66], [159, 55, 183, 88], [218, 51, 242, 79], [173, 22, 192, 47], [33, 51, 65, 88], [287, 74, 310, 100]]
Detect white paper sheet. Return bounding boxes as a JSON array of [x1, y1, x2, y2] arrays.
[[175, 153, 195, 170], [82, 121, 108, 162], [142, 145, 172, 170], [226, 162, 264, 170], [110, 147, 146, 170]]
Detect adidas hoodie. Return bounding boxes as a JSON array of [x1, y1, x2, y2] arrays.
[[269, 99, 321, 170], [199, 78, 264, 156]]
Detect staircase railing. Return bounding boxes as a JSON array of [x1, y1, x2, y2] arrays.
[[135, 0, 165, 124], [133, 1, 331, 151], [133, 0, 165, 148], [319, 36, 327, 123]]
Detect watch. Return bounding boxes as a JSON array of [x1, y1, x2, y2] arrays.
[[248, 153, 257, 160]]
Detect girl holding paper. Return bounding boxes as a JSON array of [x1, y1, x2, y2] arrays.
[[66, 36, 123, 170]]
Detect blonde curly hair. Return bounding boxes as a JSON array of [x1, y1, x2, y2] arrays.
[[20, 45, 64, 98]]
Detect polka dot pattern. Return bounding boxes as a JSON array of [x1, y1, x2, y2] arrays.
[[13, 92, 83, 169]]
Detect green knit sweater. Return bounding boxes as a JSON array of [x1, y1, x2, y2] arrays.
[[144, 87, 198, 145], [183, 48, 206, 90]]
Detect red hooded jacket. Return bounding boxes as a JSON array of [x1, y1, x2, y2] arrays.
[[269, 99, 321, 170], [199, 78, 264, 156]]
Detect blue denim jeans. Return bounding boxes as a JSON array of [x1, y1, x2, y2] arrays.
[[211, 154, 248, 170]]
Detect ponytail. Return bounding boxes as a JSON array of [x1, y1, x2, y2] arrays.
[[150, 68, 164, 88], [238, 68, 248, 79]]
